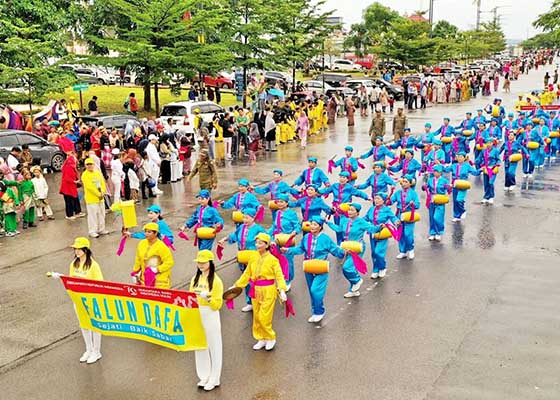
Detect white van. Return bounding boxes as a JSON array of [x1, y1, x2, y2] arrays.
[[160, 101, 224, 141]]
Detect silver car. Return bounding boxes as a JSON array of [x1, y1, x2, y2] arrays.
[[0, 130, 66, 171]]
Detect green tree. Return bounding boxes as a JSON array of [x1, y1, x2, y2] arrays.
[[0, 1, 75, 112], [432, 20, 459, 39], [272, 0, 334, 90], [78, 0, 233, 115], [224, 0, 278, 107], [533, 0, 560, 32], [344, 2, 403, 55], [521, 32, 559, 49], [374, 19, 435, 68]]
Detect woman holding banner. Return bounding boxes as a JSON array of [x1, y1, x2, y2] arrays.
[[190, 250, 223, 392], [51, 237, 104, 364]]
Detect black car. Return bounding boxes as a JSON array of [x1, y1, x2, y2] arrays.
[[371, 78, 404, 100], [78, 114, 140, 132], [377, 61, 409, 71], [0, 130, 66, 171], [313, 73, 351, 88]]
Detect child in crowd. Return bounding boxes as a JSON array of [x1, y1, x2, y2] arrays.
[[31, 166, 54, 221], [19, 169, 37, 229]]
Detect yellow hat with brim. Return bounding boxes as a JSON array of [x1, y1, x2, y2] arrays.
[[194, 250, 214, 263], [255, 233, 271, 244], [84, 158, 95, 165], [70, 237, 90, 249], [143, 222, 159, 232]]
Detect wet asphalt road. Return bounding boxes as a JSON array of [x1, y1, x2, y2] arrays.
[[1, 64, 559, 400]]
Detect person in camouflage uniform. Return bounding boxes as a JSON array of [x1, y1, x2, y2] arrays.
[[188, 149, 218, 192]]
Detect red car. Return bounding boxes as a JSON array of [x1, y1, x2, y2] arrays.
[[200, 74, 234, 89]]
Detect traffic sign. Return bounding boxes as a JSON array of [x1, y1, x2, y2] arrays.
[[72, 83, 89, 91]]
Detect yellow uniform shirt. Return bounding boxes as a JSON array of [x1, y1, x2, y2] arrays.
[[235, 252, 287, 292], [133, 239, 174, 289], [69, 259, 104, 281], [81, 170, 106, 204], [189, 274, 224, 311]]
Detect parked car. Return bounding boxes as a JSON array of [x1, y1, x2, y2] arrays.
[[330, 59, 362, 71], [58, 64, 116, 85], [302, 80, 335, 95], [0, 130, 66, 171], [192, 74, 234, 89], [160, 101, 224, 140], [313, 73, 352, 88], [78, 114, 140, 132], [345, 78, 376, 97], [370, 78, 404, 100], [377, 61, 409, 71]]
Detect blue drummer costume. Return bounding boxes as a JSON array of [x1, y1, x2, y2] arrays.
[[285, 216, 345, 322], [445, 153, 479, 219], [254, 169, 297, 200], [414, 123, 435, 163], [423, 165, 451, 239], [388, 149, 422, 183], [183, 190, 224, 250], [534, 120, 550, 167], [319, 171, 369, 243], [476, 139, 501, 203], [267, 193, 301, 286], [289, 184, 333, 222], [434, 117, 455, 163], [332, 146, 360, 182], [455, 112, 475, 132], [389, 128, 417, 152], [293, 157, 330, 189], [517, 122, 544, 177], [359, 137, 395, 163], [364, 193, 399, 278], [326, 203, 377, 295], [390, 175, 420, 258], [221, 179, 261, 225], [499, 136, 527, 190], [355, 161, 396, 198]]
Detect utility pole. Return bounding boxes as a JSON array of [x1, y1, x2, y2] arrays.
[[429, 0, 435, 32], [475, 0, 481, 30]]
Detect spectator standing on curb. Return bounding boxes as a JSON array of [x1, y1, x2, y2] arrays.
[[88, 96, 98, 116], [81, 158, 108, 238]]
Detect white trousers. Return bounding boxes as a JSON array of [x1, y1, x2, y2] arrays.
[[224, 138, 232, 159], [74, 306, 102, 355], [170, 161, 182, 182], [111, 175, 122, 203], [195, 306, 222, 386], [86, 203, 105, 235]]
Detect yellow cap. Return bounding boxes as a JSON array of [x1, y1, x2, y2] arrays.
[[70, 237, 90, 249], [193, 108, 200, 113], [143, 222, 159, 232], [84, 158, 95, 165], [255, 233, 271, 244], [194, 250, 214, 263]]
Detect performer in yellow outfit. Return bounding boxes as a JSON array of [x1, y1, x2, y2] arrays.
[[131, 222, 174, 289], [232, 233, 287, 351], [190, 250, 223, 392]]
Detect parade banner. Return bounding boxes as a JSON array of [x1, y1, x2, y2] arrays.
[[60, 276, 207, 352], [520, 105, 560, 110]]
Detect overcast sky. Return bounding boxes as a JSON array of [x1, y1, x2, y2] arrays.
[[322, 0, 552, 40]]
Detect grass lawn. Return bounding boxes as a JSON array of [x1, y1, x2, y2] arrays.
[[47, 85, 241, 118]]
